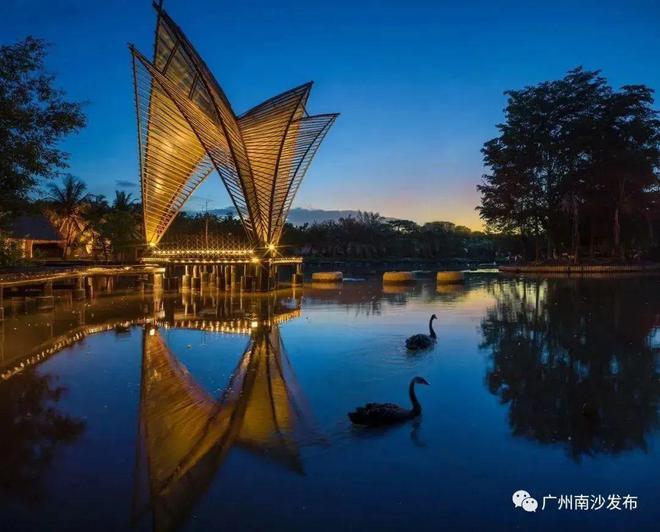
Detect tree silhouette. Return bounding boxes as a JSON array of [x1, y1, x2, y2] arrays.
[[478, 67, 660, 260], [0, 370, 85, 502], [46, 175, 91, 257], [0, 37, 85, 224], [480, 277, 659, 459]]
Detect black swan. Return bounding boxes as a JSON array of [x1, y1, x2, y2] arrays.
[[405, 314, 437, 350], [348, 377, 430, 426]]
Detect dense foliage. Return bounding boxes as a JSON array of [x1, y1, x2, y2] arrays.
[[35, 178, 142, 261], [162, 211, 245, 243], [0, 37, 85, 225], [478, 67, 660, 261], [0, 234, 26, 267], [162, 211, 515, 260], [282, 212, 511, 259]]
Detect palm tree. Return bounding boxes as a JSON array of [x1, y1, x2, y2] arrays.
[[83, 195, 111, 261], [112, 190, 136, 211], [46, 176, 91, 258], [104, 190, 142, 262]]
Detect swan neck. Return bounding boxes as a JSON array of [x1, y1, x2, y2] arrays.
[[409, 380, 422, 414], [429, 317, 436, 339]]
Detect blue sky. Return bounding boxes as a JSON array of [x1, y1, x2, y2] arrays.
[[3, 0, 659, 228]]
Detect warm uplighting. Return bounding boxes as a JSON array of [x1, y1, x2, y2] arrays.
[[1, 320, 141, 381], [251, 320, 259, 328], [151, 248, 254, 256], [131, 7, 336, 249]]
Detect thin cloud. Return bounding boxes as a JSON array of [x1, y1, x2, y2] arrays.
[[116, 180, 137, 189]]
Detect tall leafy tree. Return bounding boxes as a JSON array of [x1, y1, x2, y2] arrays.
[[592, 85, 660, 257], [478, 67, 660, 260], [0, 37, 85, 224]]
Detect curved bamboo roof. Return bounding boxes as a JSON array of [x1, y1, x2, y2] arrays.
[[131, 4, 337, 247]]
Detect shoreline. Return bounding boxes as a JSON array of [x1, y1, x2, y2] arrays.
[[499, 263, 660, 273]]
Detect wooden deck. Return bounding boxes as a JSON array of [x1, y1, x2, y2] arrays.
[[0, 264, 164, 288]]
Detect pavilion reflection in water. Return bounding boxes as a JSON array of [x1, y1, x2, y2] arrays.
[[132, 297, 317, 532]]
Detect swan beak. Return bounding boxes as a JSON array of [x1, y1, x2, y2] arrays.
[[420, 378, 430, 385]]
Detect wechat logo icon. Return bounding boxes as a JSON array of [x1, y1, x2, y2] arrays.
[[513, 490, 538, 512]]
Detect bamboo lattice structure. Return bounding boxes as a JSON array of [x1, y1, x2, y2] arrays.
[[131, 3, 337, 249]]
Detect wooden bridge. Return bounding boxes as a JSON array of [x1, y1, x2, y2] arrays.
[[0, 264, 165, 320]]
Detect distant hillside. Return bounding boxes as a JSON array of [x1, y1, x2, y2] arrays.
[[203, 206, 367, 226]]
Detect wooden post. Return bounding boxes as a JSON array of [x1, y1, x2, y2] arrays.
[[181, 264, 191, 292], [0, 284, 4, 322], [200, 265, 209, 287], [256, 263, 270, 291], [209, 265, 217, 287], [36, 281, 55, 310], [192, 264, 201, 291], [214, 265, 222, 290], [224, 265, 231, 290], [73, 276, 86, 301], [230, 265, 237, 290]]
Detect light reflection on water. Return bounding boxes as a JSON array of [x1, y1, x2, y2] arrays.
[[0, 274, 658, 531]]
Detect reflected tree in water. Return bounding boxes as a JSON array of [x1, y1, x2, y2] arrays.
[[480, 277, 659, 459], [0, 370, 85, 501]]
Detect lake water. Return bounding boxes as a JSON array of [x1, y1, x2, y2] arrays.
[[0, 274, 658, 531]]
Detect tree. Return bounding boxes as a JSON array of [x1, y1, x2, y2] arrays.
[[0, 234, 26, 267], [278, 215, 505, 260], [592, 85, 660, 258], [46, 175, 91, 257], [478, 67, 660, 261], [84, 194, 111, 261], [101, 191, 142, 261], [0, 37, 85, 223]]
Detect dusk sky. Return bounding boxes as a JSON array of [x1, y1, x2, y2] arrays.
[[3, 0, 660, 229]]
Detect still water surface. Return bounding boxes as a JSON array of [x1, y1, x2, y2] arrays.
[[0, 274, 658, 531]]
